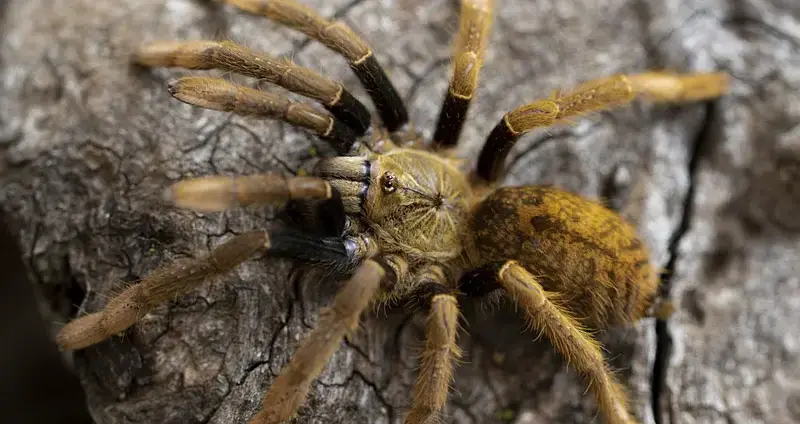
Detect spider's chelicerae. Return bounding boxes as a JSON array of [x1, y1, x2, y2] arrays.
[[57, 0, 729, 423]]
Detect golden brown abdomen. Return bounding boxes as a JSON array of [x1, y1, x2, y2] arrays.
[[469, 186, 658, 329]]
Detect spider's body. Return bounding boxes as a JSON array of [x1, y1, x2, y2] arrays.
[[467, 185, 658, 327], [56, 1, 728, 423], [320, 144, 658, 328]]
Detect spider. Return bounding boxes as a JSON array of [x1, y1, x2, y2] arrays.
[[56, 0, 729, 423]]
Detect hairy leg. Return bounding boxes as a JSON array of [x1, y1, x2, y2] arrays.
[[462, 261, 638, 424], [627, 72, 729, 102], [475, 71, 729, 182], [249, 259, 386, 424], [168, 77, 357, 152], [58, 173, 354, 351], [404, 275, 461, 424], [57, 230, 353, 351], [433, 0, 493, 148], [58, 232, 251, 350], [221, 0, 409, 131], [135, 40, 370, 136], [167, 172, 334, 212]]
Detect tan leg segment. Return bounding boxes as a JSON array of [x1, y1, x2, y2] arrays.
[[168, 77, 357, 151], [220, 0, 409, 131], [223, 0, 369, 62], [136, 40, 341, 104], [404, 292, 462, 424], [433, 0, 494, 148], [476, 71, 729, 182], [627, 71, 730, 102], [506, 71, 729, 135], [136, 40, 370, 135], [168, 172, 333, 212], [56, 232, 269, 351], [498, 261, 637, 424], [249, 259, 384, 424]]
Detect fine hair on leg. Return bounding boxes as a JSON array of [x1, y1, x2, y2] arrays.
[[56, 231, 270, 350], [220, 0, 409, 131], [404, 278, 462, 424], [248, 259, 386, 424], [57, 227, 354, 351], [167, 172, 334, 212], [167, 77, 358, 152], [432, 0, 493, 148], [475, 72, 730, 182], [496, 260, 637, 424], [135, 40, 371, 135]]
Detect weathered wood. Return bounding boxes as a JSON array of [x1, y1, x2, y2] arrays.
[[1, 0, 797, 423]]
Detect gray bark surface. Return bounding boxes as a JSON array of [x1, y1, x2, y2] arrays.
[[1, 0, 798, 423]]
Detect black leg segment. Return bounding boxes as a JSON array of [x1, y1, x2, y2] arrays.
[[350, 54, 408, 132], [414, 281, 456, 305], [475, 119, 520, 183], [327, 89, 372, 137], [432, 92, 471, 148], [266, 227, 351, 268], [432, 0, 494, 148], [323, 116, 361, 154], [283, 186, 346, 238], [459, 261, 505, 297]]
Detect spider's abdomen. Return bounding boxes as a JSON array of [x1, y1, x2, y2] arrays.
[[468, 185, 658, 328]]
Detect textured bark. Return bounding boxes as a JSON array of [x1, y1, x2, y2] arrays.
[[1, 0, 798, 423]]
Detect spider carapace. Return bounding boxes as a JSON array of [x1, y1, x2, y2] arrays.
[[56, 0, 728, 423]]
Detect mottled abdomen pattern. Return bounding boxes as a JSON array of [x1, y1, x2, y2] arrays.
[[470, 186, 658, 329]]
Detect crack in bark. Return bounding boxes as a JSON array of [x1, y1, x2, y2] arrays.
[[505, 123, 602, 175], [203, 374, 232, 424], [180, 116, 233, 155], [405, 58, 449, 106], [312, 368, 395, 421], [723, 14, 800, 50], [239, 360, 270, 386], [651, 101, 717, 424], [351, 369, 395, 422]]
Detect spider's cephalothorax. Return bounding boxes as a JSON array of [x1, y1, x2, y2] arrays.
[[318, 147, 472, 263], [56, 1, 729, 423]]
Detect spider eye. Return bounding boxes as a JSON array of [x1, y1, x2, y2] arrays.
[[380, 172, 397, 193]]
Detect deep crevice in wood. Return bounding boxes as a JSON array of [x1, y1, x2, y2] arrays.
[[651, 101, 717, 424]]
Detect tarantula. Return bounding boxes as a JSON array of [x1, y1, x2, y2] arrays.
[[56, 0, 729, 423]]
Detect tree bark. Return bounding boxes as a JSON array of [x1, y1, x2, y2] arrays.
[[1, 0, 798, 423]]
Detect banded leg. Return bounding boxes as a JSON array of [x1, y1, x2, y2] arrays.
[[432, 0, 494, 148], [220, 0, 409, 131], [167, 172, 335, 212], [475, 71, 730, 182], [249, 259, 386, 424], [136, 40, 370, 136], [404, 275, 461, 424], [462, 261, 637, 424], [168, 77, 357, 152], [56, 230, 351, 350]]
